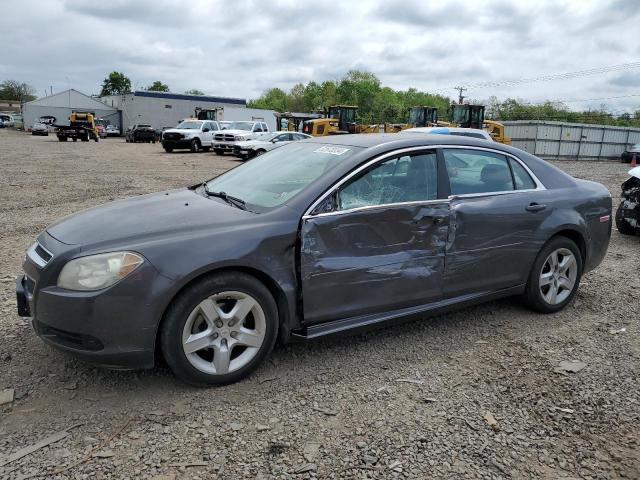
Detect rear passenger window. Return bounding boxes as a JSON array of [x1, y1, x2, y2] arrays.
[[443, 149, 514, 195], [509, 158, 536, 190], [338, 152, 438, 210]]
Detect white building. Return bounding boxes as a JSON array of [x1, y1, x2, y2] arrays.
[[101, 91, 278, 131], [22, 89, 119, 131]]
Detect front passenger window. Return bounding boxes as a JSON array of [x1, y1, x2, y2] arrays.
[[338, 152, 438, 211]]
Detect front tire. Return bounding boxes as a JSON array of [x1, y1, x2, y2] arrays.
[[214, 149, 224, 155], [615, 202, 637, 235], [161, 272, 278, 386], [523, 236, 582, 313], [164, 147, 173, 153], [190, 139, 201, 153]]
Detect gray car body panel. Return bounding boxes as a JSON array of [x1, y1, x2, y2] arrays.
[[20, 134, 611, 368]]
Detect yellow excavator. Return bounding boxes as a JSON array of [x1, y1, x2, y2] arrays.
[[55, 112, 100, 142], [445, 104, 511, 145]]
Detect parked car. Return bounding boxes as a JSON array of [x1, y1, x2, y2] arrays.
[[106, 125, 120, 137], [233, 131, 312, 160], [621, 144, 640, 163], [16, 134, 612, 385], [126, 124, 156, 143], [161, 119, 222, 153], [213, 121, 270, 155], [0, 114, 14, 128], [402, 126, 494, 141], [615, 166, 640, 235], [31, 122, 49, 136], [0, 119, 4, 128]]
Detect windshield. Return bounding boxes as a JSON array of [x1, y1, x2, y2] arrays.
[[205, 142, 360, 211], [226, 121, 254, 131], [176, 121, 202, 129]]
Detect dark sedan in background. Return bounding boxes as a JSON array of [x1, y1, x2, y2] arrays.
[[17, 135, 612, 385]]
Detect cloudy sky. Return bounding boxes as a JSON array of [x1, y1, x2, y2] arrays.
[[2, 0, 639, 112]]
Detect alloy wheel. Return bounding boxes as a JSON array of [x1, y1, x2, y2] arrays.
[[539, 248, 577, 305], [181, 291, 266, 375]]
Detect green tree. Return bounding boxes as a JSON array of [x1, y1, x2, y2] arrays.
[[100, 72, 132, 96], [247, 88, 289, 111], [147, 81, 169, 92], [185, 89, 205, 95], [0, 80, 37, 103]]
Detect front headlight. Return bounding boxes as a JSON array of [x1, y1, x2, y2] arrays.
[[57, 252, 144, 291], [234, 135, 245, 141]]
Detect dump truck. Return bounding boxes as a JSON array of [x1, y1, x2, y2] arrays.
[[55, 112, 100, 142]]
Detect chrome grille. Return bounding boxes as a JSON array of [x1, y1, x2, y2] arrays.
[[215, 134, 235, 142]]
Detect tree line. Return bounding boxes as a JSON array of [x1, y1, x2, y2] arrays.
[[3, 70, 639, 128]]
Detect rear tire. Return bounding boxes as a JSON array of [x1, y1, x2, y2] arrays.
[[523, 236, 582, 313], [161, 272, 279, 386], [255, 149, 266, 156], [190, 139, 201, 153], [615, 202, 637, 235]]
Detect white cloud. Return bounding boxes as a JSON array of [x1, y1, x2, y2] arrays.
[[1, 0, 638, 112]]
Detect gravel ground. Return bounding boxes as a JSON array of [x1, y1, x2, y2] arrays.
[[0, 128, 638, 479]]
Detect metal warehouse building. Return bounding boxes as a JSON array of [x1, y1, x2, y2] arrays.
[[22, 89, 119, 131], [101, 91, 278, 131], [504, 120, 640, 161]]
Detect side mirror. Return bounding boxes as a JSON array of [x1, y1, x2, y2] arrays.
[[271, 139, 277, 143], [203, 128, 210, 132]]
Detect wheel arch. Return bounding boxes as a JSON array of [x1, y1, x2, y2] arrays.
[[549, 228, 587, 264], [154, 265, 292, 362]]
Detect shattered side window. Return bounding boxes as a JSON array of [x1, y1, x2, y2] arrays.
[[338, 152, 438, 211]]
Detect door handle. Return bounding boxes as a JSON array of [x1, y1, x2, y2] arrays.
[[526, 202, 547, 212]]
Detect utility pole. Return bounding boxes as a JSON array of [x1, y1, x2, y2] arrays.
[[454, 86, 467, 104]]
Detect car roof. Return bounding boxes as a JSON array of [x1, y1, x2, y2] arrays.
[[304, 133, 496, 149], [403, 127, 489, 135]]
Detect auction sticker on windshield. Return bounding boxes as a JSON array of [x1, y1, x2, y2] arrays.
[[313, 146, 351, 155]]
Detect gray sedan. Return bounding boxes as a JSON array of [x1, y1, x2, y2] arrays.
[[16, 134, 612, 385]]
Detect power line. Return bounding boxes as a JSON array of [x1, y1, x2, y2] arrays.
[[433, 61, 640, 93], [527, 93, 640, 104]]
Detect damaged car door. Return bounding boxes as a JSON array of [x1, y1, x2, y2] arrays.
[[300, 150, 449, 324], [441, 147, 550, 297]]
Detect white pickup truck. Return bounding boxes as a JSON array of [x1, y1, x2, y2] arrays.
[[161, 119, 222, 153], [212, 120, 269, 155]]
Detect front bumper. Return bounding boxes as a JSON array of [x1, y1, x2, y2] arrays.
[[15, 236, 165, 369], [213, 142, 237, 152], [133, 132, 156, 141], [162, 139, 192, 149]]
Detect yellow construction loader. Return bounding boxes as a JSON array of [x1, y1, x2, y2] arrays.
[[384, 106, 439, 133], [446, 104, 511, 145], [302, 106, 359, 136]]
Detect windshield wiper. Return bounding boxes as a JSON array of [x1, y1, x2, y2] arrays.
[[202, 184, 247, 210]]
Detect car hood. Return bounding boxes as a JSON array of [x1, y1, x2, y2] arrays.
[[629, 166, 640, 180], [163, 128, 200, 134], [46, 188, 251, 246], [218, 129, 254, 136], [236, 140, 270, 147]]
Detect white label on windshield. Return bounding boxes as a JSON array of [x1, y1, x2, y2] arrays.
[[313, 146, 350, 155]]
